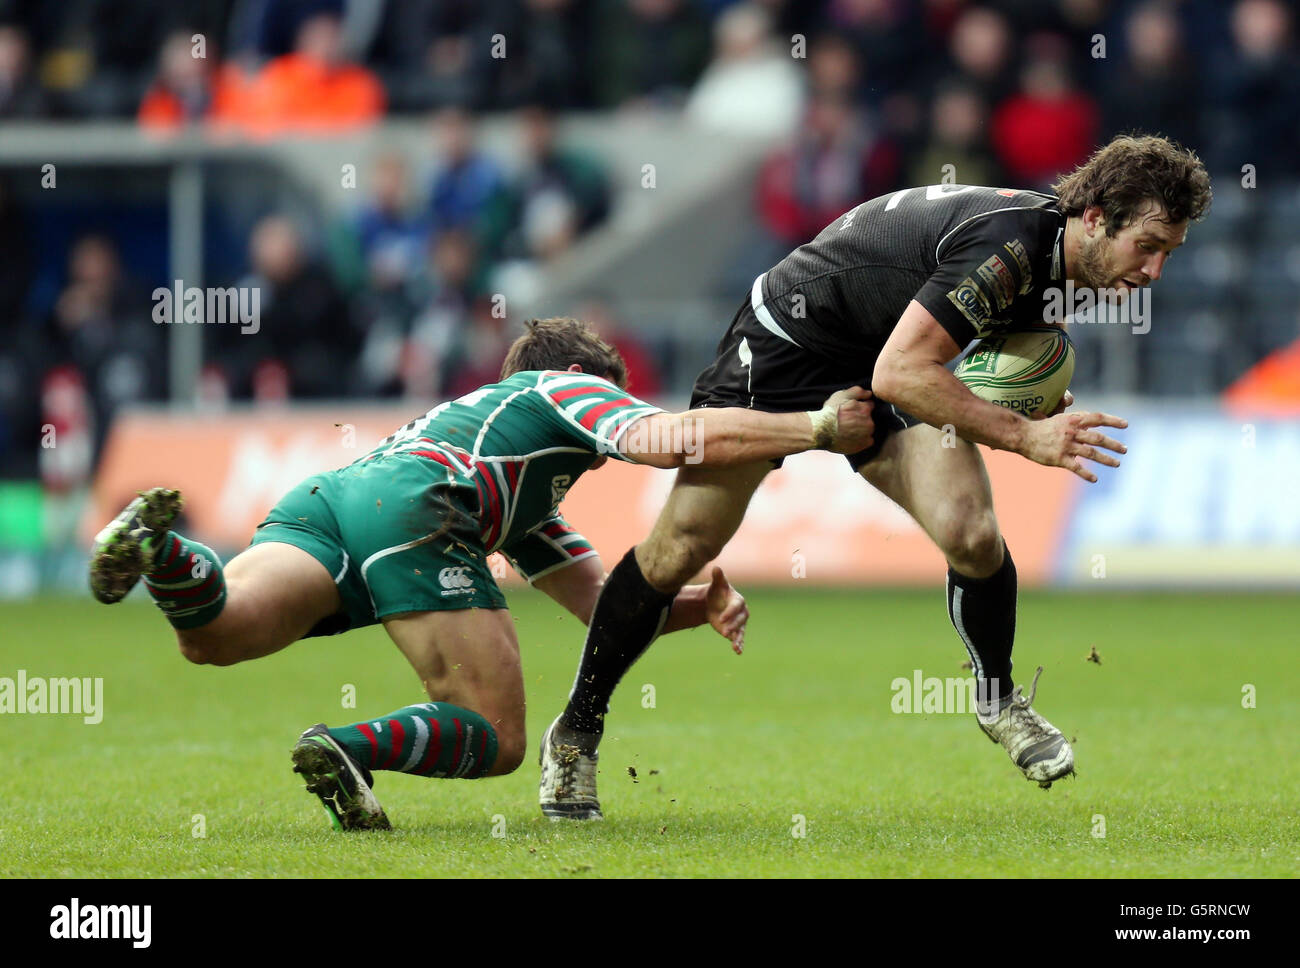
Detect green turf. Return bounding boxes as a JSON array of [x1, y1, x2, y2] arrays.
[[2, 588, 1296, 877]]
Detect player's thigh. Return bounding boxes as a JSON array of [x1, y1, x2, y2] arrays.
[[179, 540, 341, 665], [382, 607, 526, 774], [859, 423, 1003, 575], [638, 459, 771, 590]]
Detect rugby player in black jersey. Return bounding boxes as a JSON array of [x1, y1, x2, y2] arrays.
[[539, 134, 1211, 818]]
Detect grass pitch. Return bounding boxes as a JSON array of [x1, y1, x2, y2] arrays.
[[2, 588, 1296, 878]]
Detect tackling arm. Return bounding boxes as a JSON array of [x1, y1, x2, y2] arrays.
[[618, 387, 875, 469]]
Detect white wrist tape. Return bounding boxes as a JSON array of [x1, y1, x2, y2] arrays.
[[807, 405, 838, 450]]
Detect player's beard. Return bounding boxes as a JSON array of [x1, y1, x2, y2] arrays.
[[1074, 232, 1115, 291]]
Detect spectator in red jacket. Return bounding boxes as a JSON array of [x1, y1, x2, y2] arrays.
[[990, 34, 1099, 190], [138, 30, 250, 132], [229, 9, 385, 137], [757, 91, 900, 247]]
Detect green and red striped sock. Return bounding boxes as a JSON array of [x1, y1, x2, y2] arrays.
[[329, 703, 499, 779], [142, 533, 227, 630]]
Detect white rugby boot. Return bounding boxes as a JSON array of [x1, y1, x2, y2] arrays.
[[539, 717, 603, 820], [977, 666, 1075, 788]]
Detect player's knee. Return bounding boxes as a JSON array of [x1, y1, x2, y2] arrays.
[[177, 636, 215, 665], [176, 631, 238, 666], [937, 506, 1002, 572], [489, 722, 527, 775], [494, 738, 526, 776]]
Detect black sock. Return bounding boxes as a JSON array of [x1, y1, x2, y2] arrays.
[[561, 547, 674, 735], [946, 540, 1016, 705]]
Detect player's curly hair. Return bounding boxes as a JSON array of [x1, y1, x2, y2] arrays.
[[1053, 134, 1212, 234], [500, 317, 629, 388]]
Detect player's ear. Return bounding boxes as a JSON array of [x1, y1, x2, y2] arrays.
[[1082, 204, 1105, 237], [567, 363, 584, 373]]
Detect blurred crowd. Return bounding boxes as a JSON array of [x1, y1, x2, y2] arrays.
[[0, 0, 1292, 171], [0, 102, 627, 481], [2, 0, 1300, 486]]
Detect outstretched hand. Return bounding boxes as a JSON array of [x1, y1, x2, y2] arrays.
[[704, 566, 748, 655], [1019, 409, 1128, 483]]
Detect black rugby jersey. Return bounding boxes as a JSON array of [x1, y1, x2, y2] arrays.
[[753, 185, 1068, 361]]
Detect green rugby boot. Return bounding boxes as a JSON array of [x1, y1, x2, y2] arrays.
[[89, 487, 184, 604], [292, 724, 392, 831]]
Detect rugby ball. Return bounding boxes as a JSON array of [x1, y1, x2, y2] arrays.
[[955, 325, 1075, 417]]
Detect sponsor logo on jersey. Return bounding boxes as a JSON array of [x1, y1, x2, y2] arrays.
[[974, 254, 1017, 310], [549, 474, 572, 512], [438, 566, 475, 596], [948, 279, 993, 331], [1003, 239, 1033, 293]]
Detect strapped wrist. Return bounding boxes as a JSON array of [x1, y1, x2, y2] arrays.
[[806, 406, 838, 450]]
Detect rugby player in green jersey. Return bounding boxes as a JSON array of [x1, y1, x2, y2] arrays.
[[88, 317, 875, 830]]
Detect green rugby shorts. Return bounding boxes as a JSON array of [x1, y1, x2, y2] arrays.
[[250, 454, 506, 635]]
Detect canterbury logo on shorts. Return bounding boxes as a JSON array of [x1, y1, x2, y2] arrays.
[[438, 566, 475, 596]]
